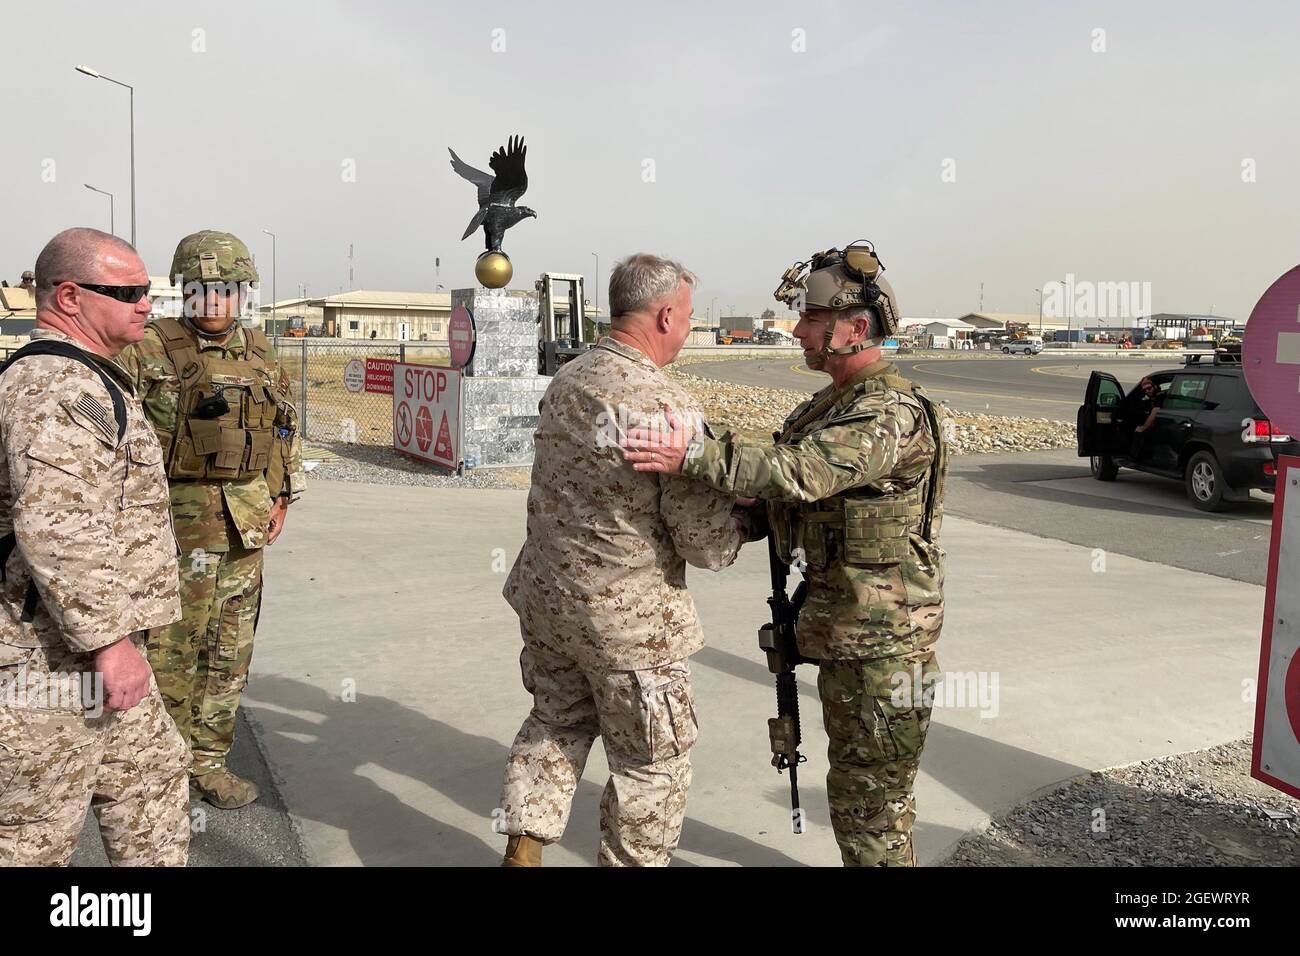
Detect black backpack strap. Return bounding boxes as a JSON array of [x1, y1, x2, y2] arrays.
[[0, 529, 37, 620], [0, 339, 131, 623], [913, 388, 946, 544], [0, 340, 127, 445]]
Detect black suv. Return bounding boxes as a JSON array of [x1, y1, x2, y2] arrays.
[[1076, 352, 1298, 511]]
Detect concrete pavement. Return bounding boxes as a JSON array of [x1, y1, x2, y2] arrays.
[[242, 479, 1264, 866]]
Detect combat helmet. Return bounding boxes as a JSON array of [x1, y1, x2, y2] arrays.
[[773, 240, 899, 369], [170, 230, 259, 285]]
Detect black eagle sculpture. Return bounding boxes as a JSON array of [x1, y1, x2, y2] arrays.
[[449, 135, 537, 253]]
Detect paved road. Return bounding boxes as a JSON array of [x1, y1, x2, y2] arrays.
[[945, 448, 1272, 586], [688, 353, 1184, 421]]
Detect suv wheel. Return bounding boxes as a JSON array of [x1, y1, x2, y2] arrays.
[[1185, 450, 1228, 511], [1023, 347, 1032, 355], [1090, 454, 1118, 481], [1001, 346, 1010, 354]]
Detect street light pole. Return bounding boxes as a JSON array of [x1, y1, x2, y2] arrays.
[[84, 184, 114, 235], [591, 252, 599, 321], [1062, 276, 1071, 349], [262, 229, 277, 331], [75, 66, 135, 247], [1035, 288, 1042, 336]]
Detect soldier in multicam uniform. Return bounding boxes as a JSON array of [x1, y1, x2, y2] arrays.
[[623, 241, 948, 866], [498, 254, 747, 867], [116, 230, 304, 810], [0, 227, 189, 866]]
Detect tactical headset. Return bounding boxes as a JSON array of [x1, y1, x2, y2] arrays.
[[774, 240, 895, 368]]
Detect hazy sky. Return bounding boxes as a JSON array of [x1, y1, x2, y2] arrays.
[[4, 0, 1298, 322]]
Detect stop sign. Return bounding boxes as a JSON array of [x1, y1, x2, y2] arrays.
[[449, 305, 477, 369]]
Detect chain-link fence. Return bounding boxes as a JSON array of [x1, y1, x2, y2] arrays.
[[272, 338, 449, 447]]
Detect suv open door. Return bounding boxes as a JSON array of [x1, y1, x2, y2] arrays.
[[1077, 371, 1126, 460]]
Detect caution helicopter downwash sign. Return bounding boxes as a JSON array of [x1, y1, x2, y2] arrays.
[[392, 363, 460, 470]]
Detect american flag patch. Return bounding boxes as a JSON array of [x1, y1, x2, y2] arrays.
[[74, 392, 113, 438]]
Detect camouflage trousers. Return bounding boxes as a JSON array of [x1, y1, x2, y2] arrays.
[[500, 636, 698, 866], [817, 653, 938, 867], [146, 543, 262, 777], [0, 661, 190, 866]]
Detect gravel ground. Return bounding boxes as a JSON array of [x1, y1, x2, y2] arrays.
[[305, 442, 531, 489], [307, 364, 1077, 487], [666, 367, 1077, 452], [945, 737, 1300, 866]]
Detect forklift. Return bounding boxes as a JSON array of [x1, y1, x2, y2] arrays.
[[536, 271, 596, 375]]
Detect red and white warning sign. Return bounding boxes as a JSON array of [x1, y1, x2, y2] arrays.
[[392, 362, 460, 469], [365, 358, 395, 395], [1252, 454, 1300, 799]]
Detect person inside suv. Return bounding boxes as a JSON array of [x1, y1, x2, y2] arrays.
[[1125, 376, 1162, 459]]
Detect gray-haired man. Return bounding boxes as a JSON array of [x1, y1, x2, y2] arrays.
[[498, 254, 749, 866]]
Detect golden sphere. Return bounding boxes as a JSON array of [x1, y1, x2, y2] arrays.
[[475, 251, 513, 289]]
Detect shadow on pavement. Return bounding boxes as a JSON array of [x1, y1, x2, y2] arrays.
[[72, 710, 307, 867], [248, 673, 807, 867], [695, 644, 1089, 847], [954, 460, 1273, 523]]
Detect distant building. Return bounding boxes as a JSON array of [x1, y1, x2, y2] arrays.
[[258, 287, 606, 341], [319, 290, 451, 341], [148, 276, 184, 320], [956, 312, 1068, 333], [259, 297, 326, 335], [759, 316, 797, 334], [720, 315, 755, 333], [923, 318, 976, 348], [1142, 312, 1238, 329], [255, 290, 452, 341]]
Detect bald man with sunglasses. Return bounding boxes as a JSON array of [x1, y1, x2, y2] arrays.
[[0, 227, 189, 866]]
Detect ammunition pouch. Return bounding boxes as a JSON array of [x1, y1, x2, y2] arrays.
[[781, 488, 927, 569], [842, 492, 926, 564]]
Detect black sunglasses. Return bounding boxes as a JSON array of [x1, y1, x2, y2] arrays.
[[69, 281, 151, 304]]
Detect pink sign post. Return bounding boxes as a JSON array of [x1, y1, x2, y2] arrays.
[[1244, 264, 1300, 799], [1244, 264, 1300, 438]]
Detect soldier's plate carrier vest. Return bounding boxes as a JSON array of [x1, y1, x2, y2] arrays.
[[151, 317, 278, 481], [770, 371, 948, 569]]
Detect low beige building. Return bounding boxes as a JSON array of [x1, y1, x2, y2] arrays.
[[957, 311, 1068, 333], [321, 290, 451, 341], [257, 287, 604, 341], [259, 297, 326, 334], [258, 290, 451, 340]]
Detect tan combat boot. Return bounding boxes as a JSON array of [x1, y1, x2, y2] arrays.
[[192, 769, 261, 810], [502, 834, 544, 867]]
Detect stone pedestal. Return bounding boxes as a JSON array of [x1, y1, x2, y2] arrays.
[[454, 287, 550, 468]]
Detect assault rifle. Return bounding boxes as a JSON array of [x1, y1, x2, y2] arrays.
[[758, 532, 809, 833]]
